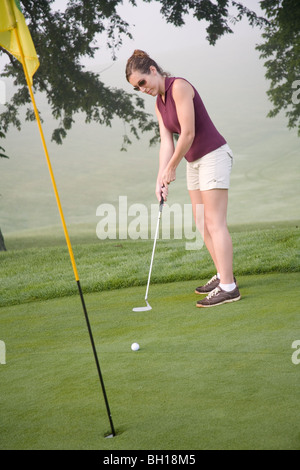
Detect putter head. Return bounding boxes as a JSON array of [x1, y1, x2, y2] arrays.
[[132, 300, 152, 312]]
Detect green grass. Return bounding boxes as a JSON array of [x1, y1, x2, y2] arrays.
[[0, 273, 299, 450], [0, 221, 300, 450], [0, 220, 299, 308]]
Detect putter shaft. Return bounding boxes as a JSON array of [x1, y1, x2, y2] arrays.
[[133, 196, 164, 312], [145, 196, 164, 301]]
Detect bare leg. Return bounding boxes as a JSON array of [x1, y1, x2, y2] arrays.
[[188, 189, 219, 274], [189, 188, 234, 285], [201, 189, 233, 284]]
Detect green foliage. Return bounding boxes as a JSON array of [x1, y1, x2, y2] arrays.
[[143, 0, 267, 44], [0, 0, 158, 149], [0, 0, 269, 151], [256, 0, 300, 135], [0, 124, 9, 158], [0, 0, 298, 149]]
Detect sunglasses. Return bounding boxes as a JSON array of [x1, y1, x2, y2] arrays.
[[133, 79, 147, 91]]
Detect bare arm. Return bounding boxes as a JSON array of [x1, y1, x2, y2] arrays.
[[161, 79, 195, 188], [155, 102, 174, 201]]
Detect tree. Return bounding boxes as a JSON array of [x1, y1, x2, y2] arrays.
[[143, 0, 268, 44], [0, 0, 268, 151], [256, 0, 300, 136], [0, 124, 9, 159], [0, 0, 159, 151], [144, 0, 300, 135], [0, 1, 298, 148]]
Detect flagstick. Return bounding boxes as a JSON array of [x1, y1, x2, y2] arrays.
[[12, 25, 116, 438]]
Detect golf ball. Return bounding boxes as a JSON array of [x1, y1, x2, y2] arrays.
[[131, 342, 140, 351]]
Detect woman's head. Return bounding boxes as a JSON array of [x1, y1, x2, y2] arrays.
[[126, 50, 167, 81], [126, 50, 170, 96]]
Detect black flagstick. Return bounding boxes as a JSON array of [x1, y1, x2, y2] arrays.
[[77, 281, 116, 437]]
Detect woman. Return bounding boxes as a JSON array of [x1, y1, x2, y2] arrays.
[[126, 50, 240, 308]]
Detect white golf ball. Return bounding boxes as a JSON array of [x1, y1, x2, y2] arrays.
[[131, 342, 140, 351]]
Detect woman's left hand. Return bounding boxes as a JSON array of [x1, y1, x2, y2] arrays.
[[162, 165, 176, 187]]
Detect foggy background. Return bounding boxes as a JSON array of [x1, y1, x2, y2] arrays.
[[0, 0, 299, 236]]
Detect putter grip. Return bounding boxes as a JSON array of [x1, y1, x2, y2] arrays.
[[160, 185, 165, 208], [159, 195, 164, 212]]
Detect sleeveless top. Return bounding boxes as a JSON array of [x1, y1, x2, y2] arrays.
[[156, 77, 226, 162]]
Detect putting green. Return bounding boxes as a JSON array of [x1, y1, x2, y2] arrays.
[[0, 273, 299, 450]]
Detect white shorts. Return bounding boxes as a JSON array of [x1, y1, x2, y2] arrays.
[[186, 144, 234, 191]]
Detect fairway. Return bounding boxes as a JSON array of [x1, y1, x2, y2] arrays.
[[0, 272, 299, 450]]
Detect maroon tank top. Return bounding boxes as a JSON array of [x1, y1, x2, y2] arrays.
[[156, 77, 226, 162]]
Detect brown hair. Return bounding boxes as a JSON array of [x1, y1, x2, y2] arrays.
[[126, 50, 170, 82]]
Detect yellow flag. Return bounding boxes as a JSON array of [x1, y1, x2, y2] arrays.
[[0, 0, 39, 84]]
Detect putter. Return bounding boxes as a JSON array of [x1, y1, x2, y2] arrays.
[[133, 194, 164, 312]]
